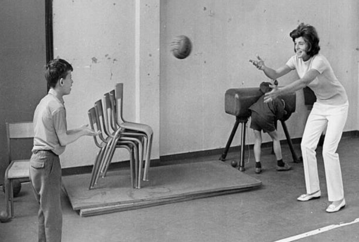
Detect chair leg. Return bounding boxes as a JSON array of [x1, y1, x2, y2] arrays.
[[90, 143, 139, 189], [89, 147, 106, 190], [97, 135, 122, 181], [103, 136, 143, 180], [0, 178, 14, 223], [114, 143, 139, 189], [143, 133, 153, 181], [94, 138, 118, 186], [129, 147, 135, 188], [128, 143, 139, 189], [120, 132, 147, 180], [96, 140, 140, 189], [124, 145, 138, 189], [101, 139, 118, 178], [121, 137, 143, 188]]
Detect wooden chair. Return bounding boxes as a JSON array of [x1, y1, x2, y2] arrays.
[[0, 122, 33, 223]]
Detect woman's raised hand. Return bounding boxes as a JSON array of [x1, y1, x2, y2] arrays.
[[249, 55, 265, 70]]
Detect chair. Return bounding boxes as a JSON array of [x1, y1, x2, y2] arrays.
[[88, 107, 139, 189], [114, 83, 154, 184], [109, 90, 148, 154], [0, 122, 33, 223], [89, 101, 140, 189], [101, 93, 145, 187]]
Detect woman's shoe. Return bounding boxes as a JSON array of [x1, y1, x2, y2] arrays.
[[297, 191, 321, 201], [326, 199, 346, 213]]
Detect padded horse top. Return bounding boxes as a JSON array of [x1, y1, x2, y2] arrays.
[[225, 87, 296, 121]]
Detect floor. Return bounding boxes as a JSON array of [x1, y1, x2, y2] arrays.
[[1, 136, 359, 242]]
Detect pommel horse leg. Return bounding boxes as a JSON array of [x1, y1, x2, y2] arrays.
[[238, 120, 247, 171], [219, 117, 248, 171], [280, 120, 302, 163], [219, 117, 241, 161]]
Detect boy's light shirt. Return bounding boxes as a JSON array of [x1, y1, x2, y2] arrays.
[[32, 89, 67, 156]]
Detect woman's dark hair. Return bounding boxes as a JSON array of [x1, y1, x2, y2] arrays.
[[45, 58, 73, 89], [289, 23, 320, 57]]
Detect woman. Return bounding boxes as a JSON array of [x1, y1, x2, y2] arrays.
[[250, 23, 348, 213]]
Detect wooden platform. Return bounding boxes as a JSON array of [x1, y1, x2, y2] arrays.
[[62, 161, 262, 217]]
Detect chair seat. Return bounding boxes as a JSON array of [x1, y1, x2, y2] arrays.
[[1, 121, 33, 223], [121, 122, 153, 135], [7, 160, 30, 179]]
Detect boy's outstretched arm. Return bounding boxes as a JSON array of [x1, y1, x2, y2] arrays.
[[57, 124, 99, 146]]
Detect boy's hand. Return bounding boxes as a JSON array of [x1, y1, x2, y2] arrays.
[[82, 124, 101, 136], [89, 129, 101, 136]]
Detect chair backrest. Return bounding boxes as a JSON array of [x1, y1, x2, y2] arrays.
[[115, 83, 126, 123], [94, 100, 111, 141], [88, 107, 103, 148], [103, 93, 117, 134], [108, 90, 119, 129], [6, 122, 33, 163]]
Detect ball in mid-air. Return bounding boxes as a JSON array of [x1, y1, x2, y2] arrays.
[[171, 35, 192, 59]]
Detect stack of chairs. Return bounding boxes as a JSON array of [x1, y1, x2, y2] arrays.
[[88, 83, 153, 189]]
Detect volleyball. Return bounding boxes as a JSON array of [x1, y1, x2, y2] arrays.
[[171, 35, 192, 59]]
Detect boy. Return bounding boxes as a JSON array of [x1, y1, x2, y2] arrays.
[[249, 82, 291, 174], [30, 58, 99, 242]]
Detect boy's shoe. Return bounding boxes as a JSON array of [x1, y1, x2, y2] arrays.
[[255, 167, 262, 174], [255, 162, 262, 174], [276, 162, 291, 171]]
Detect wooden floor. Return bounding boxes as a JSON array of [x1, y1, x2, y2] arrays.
[[62, 161, 262, 217]]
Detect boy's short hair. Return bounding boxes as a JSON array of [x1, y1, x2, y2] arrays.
[[259, 82, 272, 94], [45, 58, 73, 88]]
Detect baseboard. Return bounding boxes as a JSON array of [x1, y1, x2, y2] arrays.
[[62, 130, 359, 177]]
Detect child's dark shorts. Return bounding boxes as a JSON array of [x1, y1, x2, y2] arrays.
[[250, 111, 276, 133]]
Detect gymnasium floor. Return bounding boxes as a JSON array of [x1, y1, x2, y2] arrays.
[[1, 136, 359, 242]]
